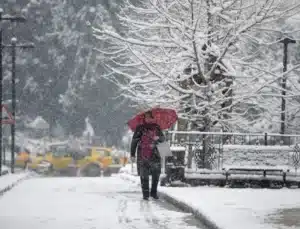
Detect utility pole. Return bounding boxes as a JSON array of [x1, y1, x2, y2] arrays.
[[0, 9, 25, 175], [0, 9, 3, 175], [279, 37, 296, 142], [11, 38, 16, 173], [9, 38, 34, 173]]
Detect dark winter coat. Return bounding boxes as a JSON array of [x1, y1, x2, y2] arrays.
[[130, 123, 165, 176]]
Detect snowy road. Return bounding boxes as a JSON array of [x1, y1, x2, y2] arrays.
[[0, 176, 205, 229]]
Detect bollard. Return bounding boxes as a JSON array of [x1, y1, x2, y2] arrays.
[[264, 133, 268, 146]]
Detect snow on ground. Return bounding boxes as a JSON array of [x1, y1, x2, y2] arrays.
[[161, 187, 300, 229], [119, 162, 138, 175], [15, 132, 43, 154], [0, 172, 29, 192], [120, 168, 300, 229], [222, 145, 293, 169], [170, 143, 296, 170], [0, 176, 204, 229], [1, 165, 9, 172], [222, 145, 292, 150], [1, 165, 10, 176]]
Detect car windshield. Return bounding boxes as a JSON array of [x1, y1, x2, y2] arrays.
[[52, 147, 69, 157], [95, 149, 111, 157], [74, 150, 90, 157]]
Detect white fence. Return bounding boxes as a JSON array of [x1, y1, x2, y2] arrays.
[[166, 131, 300, 170]]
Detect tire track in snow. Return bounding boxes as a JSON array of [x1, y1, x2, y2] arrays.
[[117, 196, 138, 229], [140, 200, 170, 229], [117, 192, 169, 229]]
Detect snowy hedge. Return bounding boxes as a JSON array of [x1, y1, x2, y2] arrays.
[[222, 145, 294, 169]]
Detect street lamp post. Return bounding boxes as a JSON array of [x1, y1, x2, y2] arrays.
[[11, 38, 16, 173], [279, 37, 296, 142], [0, 10, 3, 175], [9, 38, 34, 173], [0, 9, 26, 175]]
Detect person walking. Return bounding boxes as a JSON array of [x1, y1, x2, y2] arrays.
[[130, 111, 165, 200]]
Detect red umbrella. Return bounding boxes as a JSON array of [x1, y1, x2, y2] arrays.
[[128, 107, 178, 131]]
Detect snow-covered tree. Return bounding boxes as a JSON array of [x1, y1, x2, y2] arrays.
[[235, 14, 300, 134], [82, 117, 95, 144], [93, 0, 300, 133], [1, 0, 133, 145]]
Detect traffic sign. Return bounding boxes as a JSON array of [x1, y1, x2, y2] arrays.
[[1, 104, 14, 124]]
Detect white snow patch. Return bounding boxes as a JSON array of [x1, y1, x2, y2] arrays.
[[89, 7, 96, 13], [119, 163, 138, 176], [82, 117, 95, 138], [1, 165, 10, 175], [0, 176, 199, 229], [160, 186, 300, 229], [170, 146, 186, 152], [0, 172, 29, 192], [27, 116, 49, 130]]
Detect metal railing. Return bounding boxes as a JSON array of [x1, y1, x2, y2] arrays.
[[166, 131, 300, 146], [165, 131, 300, 170]]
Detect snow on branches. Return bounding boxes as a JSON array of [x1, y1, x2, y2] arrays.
[[93, 0, 300, 131]]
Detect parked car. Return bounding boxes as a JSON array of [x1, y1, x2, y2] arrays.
[[15, 151, 30, 169], [85, 147, 128, 174], [27, 153, 45, 170], [86, 147, 113, 169], [38, 146, 105, 177]]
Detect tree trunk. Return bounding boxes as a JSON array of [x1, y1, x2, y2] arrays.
[[200, 117, 212, 169], [186, 121, 193, 169]]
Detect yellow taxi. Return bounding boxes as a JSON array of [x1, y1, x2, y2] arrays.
[[119, 156, 128, 165], [34, 145, 127, 176], [39, 146, 107, 176], [15, 151, 30, 169], [27, 153, 45, 170], [84, 147, 129, 174], [89, 147, 128, 166], [85, 147, 113, 168]]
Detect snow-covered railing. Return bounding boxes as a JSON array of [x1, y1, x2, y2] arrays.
[[166, 131, 300, 146], [167, 131, 300, 137]]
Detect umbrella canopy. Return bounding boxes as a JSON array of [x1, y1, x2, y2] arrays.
[[127, 107, 177, 131]]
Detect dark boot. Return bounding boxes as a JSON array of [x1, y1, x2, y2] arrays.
[[150, 192, 159, 199]]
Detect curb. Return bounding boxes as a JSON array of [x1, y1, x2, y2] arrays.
[[0, 170, 9, 176], [0, 172, 33, 196], [119, 173, 222, 229], [158, 190, 222, 229]]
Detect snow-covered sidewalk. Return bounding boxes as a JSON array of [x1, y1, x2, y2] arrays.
[[0, 176, 204, 229], [119, 165, 300, 229], [0, 168, 31, 195], [160, 186, 300, 229], [1, 165, 10, 175]]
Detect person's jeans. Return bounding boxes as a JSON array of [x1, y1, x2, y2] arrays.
[[139, 160, 161, 198]]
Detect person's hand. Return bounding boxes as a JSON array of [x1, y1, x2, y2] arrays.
[[153, 136, 159, 141]]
